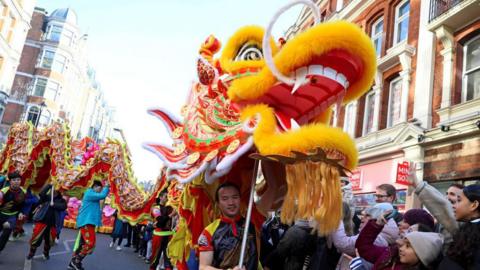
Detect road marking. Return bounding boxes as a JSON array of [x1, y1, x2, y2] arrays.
[[23, 239, 75, 270]]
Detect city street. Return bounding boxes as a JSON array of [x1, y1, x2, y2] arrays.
[[0, 224, 150, 270]]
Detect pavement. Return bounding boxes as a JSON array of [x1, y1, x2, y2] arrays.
[[0, 223, 153, 270]]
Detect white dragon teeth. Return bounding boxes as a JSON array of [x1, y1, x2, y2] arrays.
[[308, 65, 323, 75], [290, 65, 350, 94], [292, 67, 308, 94], [336, 73, 348, 89], [323, 67, 337, 80], [290, 118, 300, 130]]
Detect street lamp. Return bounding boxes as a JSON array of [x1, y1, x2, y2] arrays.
[[35, 101, 46, 128]]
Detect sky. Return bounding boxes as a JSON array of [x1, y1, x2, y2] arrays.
[[36, 0, 303, 183]]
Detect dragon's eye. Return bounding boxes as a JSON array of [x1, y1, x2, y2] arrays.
[[235, 44, 263, 61]]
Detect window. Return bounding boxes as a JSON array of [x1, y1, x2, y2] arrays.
[[336, 0, 344, 11], [33, 78, 48, 96], [387, 77, 403, 127], [463, 35, 480, 101], [343, 102, 356, 136], [33, 78, 60, 101], [353, 190, 406, 211], [52, 54, 67, 73], [394, 0, 410, 44], [38, 110, 51, 128], [63, 29, 74, 46], [47, 25, 62, 42], [26, 106, 40, 125], [5, 16, 15, 44], [40, 50, 55, 69], [44, 81, 60, 101], [363, 91, 376, 135], [331, 105, 338, 126], [371, 18, 383, 57], [0, 106, 4, 122]]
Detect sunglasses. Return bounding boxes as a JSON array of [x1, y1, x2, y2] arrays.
[[374, 194, 390, 198]]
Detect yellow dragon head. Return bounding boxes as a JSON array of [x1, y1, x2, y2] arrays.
[[146, 5, 375, 234]]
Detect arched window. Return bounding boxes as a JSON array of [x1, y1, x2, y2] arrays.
[[26, 106, 40, 125], [371, 17, 384, 57], [463, 34, 480, 101]]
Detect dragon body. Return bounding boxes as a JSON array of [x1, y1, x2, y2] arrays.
[[0, 122, 163, 224]]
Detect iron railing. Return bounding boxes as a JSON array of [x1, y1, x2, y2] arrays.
[[429, 0, 465, 22]]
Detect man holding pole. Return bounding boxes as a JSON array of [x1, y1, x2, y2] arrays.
[[198, 182, 258, 270]]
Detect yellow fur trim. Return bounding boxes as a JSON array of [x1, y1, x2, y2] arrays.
[[241, 104, 358, 170], [219, 25, 279, 74], [228, 21, 376, 104]]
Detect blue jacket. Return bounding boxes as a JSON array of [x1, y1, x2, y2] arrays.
[[76, 187, 109, 228]]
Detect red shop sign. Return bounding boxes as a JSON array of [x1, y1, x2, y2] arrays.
[[349, 170, 363, 191], [395, 161, 411, 186]]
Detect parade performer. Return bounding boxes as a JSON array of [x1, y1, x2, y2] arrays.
[[68, 180, 109, 270], [198, 182, 258, 270], [27, 184, 67, 260], [150, 190, 174, 270], [0, 171, 26, 255], [12, 186, 38, 239]]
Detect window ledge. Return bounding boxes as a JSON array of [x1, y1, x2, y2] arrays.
[[437, 98, 480, 126], [356, 122, 424, 158], [377, 43, 416, 71]]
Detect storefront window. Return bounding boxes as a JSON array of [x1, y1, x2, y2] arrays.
[[430, 180, 480, 195], [353, 190, 406, 212]]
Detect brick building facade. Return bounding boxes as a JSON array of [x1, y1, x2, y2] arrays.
[[0, 0, 36, 130], [0, 7, 115, 142], [286, 0, 480, 210]]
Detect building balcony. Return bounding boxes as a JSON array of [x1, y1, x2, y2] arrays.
[[428, 0, 480, 31]]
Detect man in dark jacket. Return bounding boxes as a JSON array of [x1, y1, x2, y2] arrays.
[[27, 184, 67, 260], [264, 219, 317, 270]]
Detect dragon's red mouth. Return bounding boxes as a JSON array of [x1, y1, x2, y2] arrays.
[[239, 49, 364, 131]]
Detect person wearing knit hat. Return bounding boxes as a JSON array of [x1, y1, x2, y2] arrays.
[[356, 212, 442, 270], [399, 231, 443, 267], [399, 208, 435, 235]]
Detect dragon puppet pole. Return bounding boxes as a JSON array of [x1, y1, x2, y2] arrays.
[[238, 159, 260, 268], [50, 185, 54, 206]]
